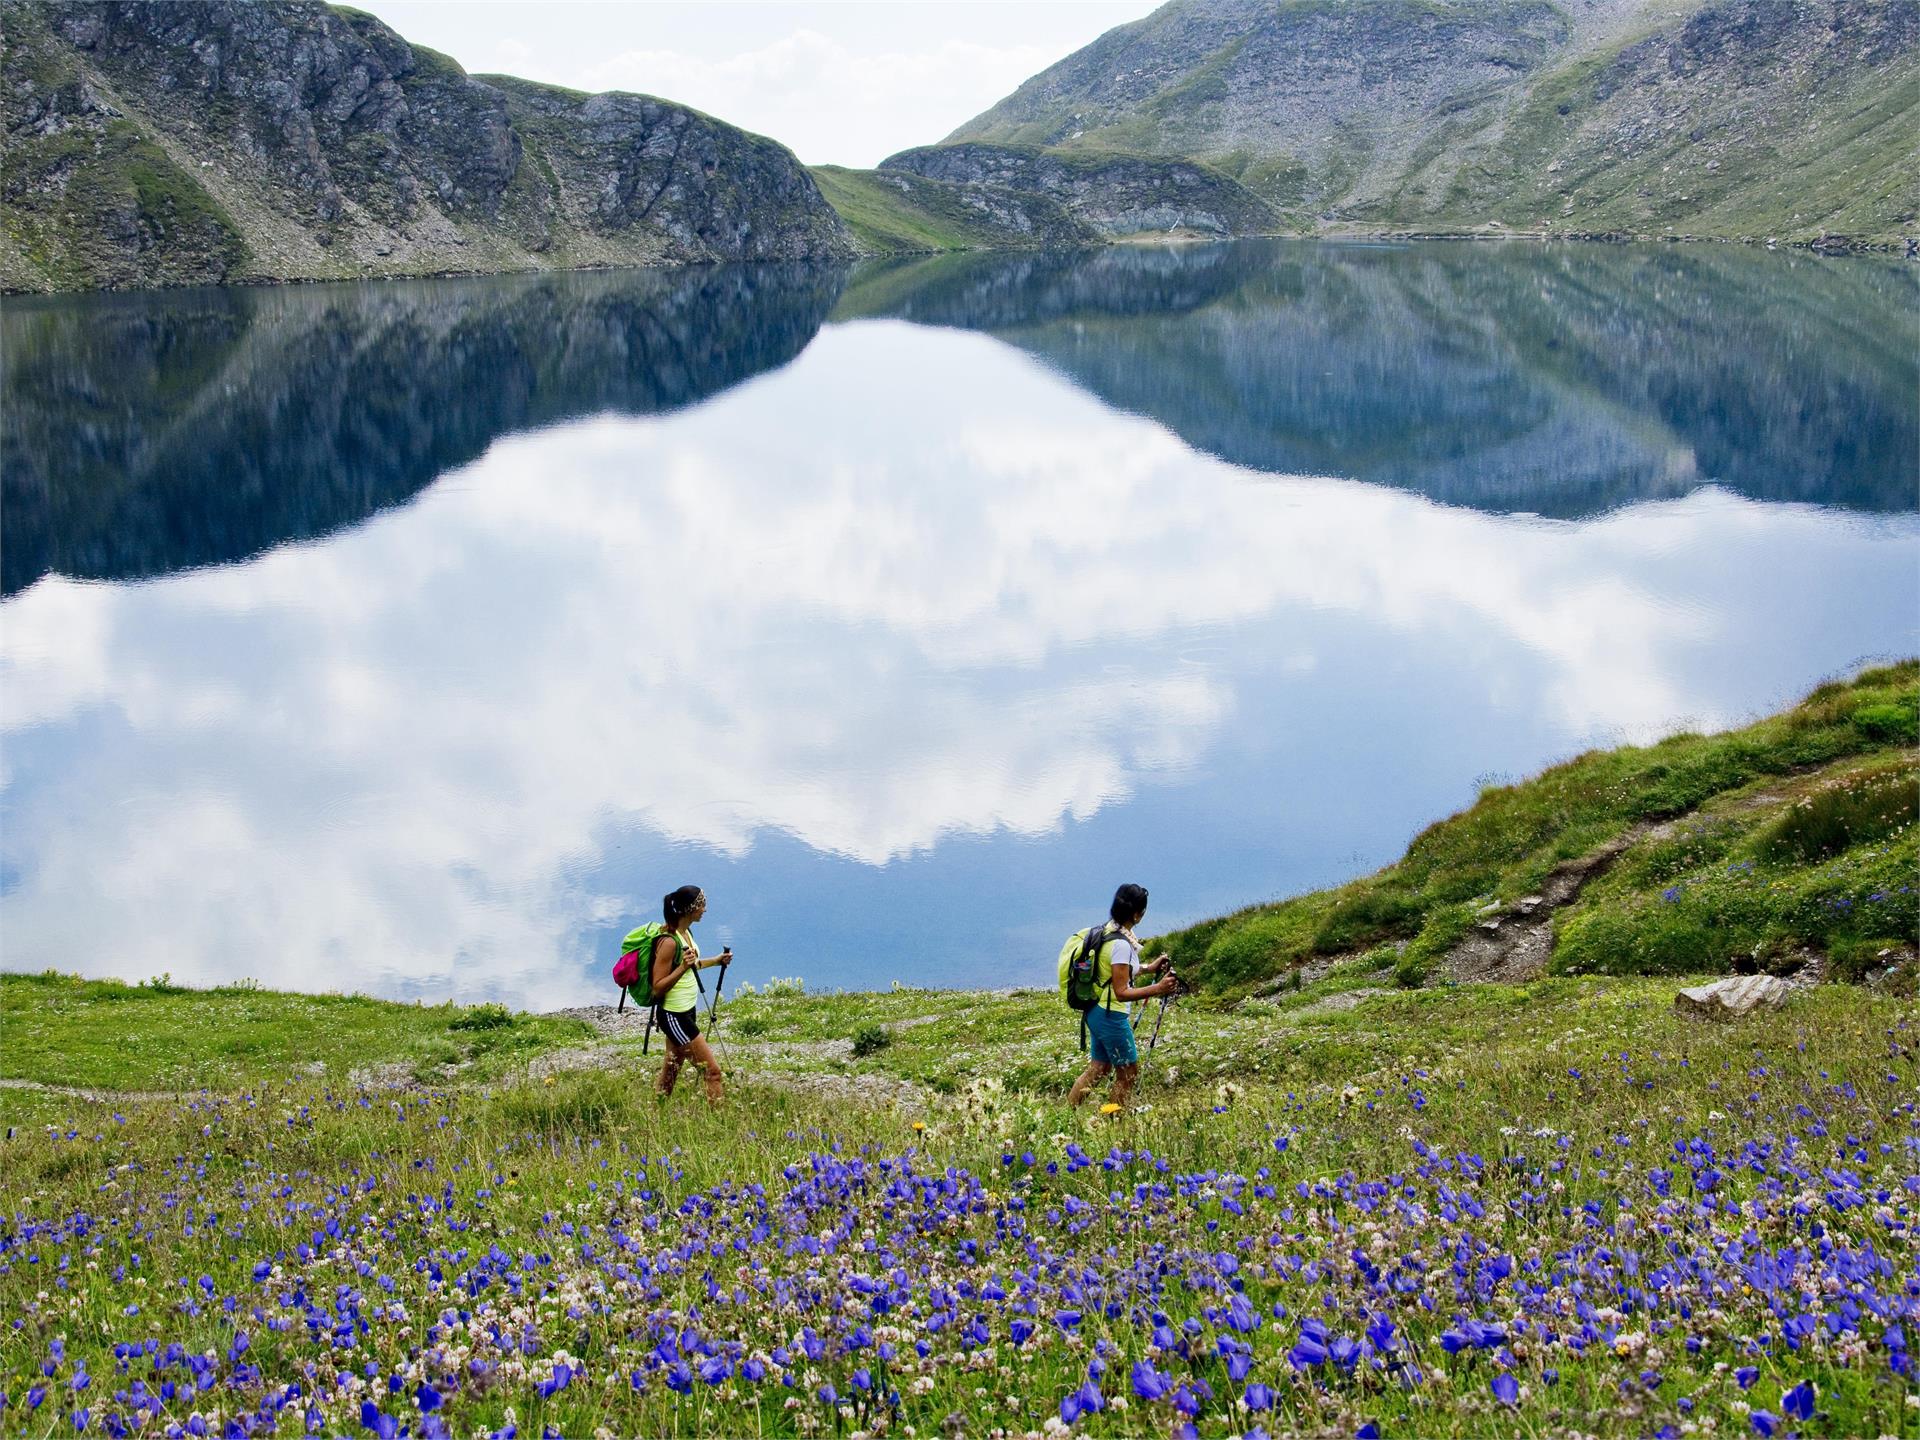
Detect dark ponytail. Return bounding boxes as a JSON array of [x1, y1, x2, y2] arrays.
[[1110, 883, 1148, 925], [663, 885, 704, 929]]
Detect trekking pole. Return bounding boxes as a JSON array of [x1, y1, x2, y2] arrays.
[[1145, 969, 1187, 1056], [706, 948, 733, 1053], [1146, 993, 1171, 1053]]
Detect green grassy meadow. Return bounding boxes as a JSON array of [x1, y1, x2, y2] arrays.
[[0, 972, 1913, 1438]]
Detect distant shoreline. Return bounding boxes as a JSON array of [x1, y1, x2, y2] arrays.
[[7, 225, 1907, 300]]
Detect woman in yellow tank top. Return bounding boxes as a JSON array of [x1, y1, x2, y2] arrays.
[[650, 885, 730, 1102]]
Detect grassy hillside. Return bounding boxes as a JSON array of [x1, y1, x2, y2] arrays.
[[1155, 661, 1918, 994], [0, 974, 592, 1094], [810, 164, 1095, 253]]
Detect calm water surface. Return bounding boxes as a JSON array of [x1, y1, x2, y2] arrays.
[[3, 241, 1915, 1003]]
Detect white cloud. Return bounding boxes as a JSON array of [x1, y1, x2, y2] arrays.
[[579, 30, 1058, 165], [491, 37, 534, 70], [350, 1, 1167, 164]]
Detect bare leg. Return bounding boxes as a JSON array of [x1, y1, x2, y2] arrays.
[[657, 1038, 686, 1098], [683, 1035, 725, 1103], [1068, 1061, 1112, 1107], [1108, 1062, 1141, 1111]]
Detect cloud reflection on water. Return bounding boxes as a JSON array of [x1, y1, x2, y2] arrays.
[[1, 321, 1914, 1003]]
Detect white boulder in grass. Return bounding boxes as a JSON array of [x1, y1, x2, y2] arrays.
[[1673, 974, 1792, 1019]]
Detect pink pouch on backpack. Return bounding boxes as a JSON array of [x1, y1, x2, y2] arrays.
[[612, 949, 642, 990]]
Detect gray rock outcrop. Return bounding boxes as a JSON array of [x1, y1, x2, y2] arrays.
[[0, 0, 854, 292], [881, 142, 1277, 238], [1673, 974, 1793, 1019]]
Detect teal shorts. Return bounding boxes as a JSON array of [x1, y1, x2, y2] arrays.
[[1085, 1003, 1138, 1066]]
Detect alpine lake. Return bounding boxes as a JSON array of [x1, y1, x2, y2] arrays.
[[3, 239, 1915, 1004]]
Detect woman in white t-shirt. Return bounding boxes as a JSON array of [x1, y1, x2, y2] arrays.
[[1067, 883, 1177, 1111]]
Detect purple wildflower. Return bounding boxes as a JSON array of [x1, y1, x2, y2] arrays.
[[1130, 1361, 1170, 1402], [1781, 1381, 1814, 1419]]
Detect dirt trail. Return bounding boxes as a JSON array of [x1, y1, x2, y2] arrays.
[[549, 1006, 932, 1108], [4, 999, 935, 1112], [1440, 821, 1674, 984], [0, 1077, 185, 1104]]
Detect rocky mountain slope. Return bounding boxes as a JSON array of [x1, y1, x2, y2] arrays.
[[948, 0, 1920, 244], [877, 142, 1279, 237], [0, 0, 854, 292]]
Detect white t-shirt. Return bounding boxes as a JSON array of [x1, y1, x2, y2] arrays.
[[1102, 931, 1140, 1001]]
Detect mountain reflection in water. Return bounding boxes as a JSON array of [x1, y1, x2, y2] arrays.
[[4, 240, 1913, 595], [2, 265, 846, 594], [836, 241, 1917, 516]]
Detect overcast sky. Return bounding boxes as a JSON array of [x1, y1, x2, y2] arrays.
[[353, 2, 1162, 168]]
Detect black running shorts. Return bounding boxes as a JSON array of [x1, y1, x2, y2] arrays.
[[656, 1006, 701, 1047]]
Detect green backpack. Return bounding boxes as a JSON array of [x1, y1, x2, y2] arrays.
[[1058, 922, 1119, 1050], [613, 922, 668, 1009]]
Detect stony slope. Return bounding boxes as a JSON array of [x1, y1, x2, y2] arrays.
[[878, 142, 1279, 237], [948, 0, 1920, 243], [1441, 0, 1920, 241], [0, 0, 854, 292]]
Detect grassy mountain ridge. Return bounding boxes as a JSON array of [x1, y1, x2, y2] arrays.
[[808, 163, 1100, 252], [1154, 661, 1917, 995], [947, 0, 1920, 244]]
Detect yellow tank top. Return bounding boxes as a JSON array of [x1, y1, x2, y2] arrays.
[[659, 930, 701, 1012]]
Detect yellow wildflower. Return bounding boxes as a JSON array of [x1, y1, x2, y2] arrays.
[[1101, 1103, 1122, 1115]]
